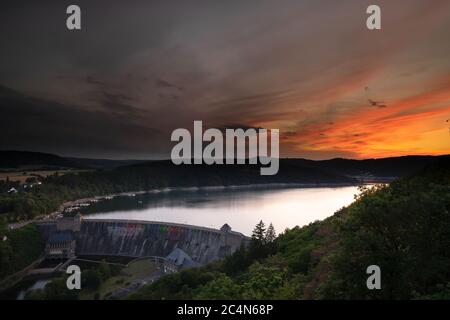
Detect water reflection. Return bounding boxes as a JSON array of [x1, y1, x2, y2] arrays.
[[84, 186, 362, 236]]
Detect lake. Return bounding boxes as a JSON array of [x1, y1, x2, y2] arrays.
[[83, 185, 362, 236]]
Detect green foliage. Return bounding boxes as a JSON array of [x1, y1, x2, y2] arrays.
[[130, 266, 223, 300], [194, 274, 241, 299], [26, 260, 122, 299], [240, 262, 287, 299], [222, 244, 252, 276], [251, 220, 266, 243], [25, 277, 79, 300], [43, 277, 79, 300], [247, 220, 278, 262], [129, 159, 450, 300], [321, 179, 450, 299], [195, 262, 297, 300], [265, 223, 276, 243], [98, 260, 112, 280], [82, 269, 102, 290], [0, 224, 45, 280], [274, 222, 323, 274]]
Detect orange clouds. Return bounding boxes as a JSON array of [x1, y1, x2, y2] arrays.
[[284, 76, 450, 159]]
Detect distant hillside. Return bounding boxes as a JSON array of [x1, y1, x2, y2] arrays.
[[1, 150, 449, 180], [115, 159, 354, 186], [120, 155, 449, 185], [66, 157, 146, 169], [0, 151, 144, 169], [285, 155, 450, 179], [0, 150, 76, 169]]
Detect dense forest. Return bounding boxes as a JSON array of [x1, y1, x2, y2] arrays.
[[129, 157, 450, 299], [0, 224, 44, 281]]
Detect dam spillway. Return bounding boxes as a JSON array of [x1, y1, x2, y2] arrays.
[[37, 216, 249, 267]]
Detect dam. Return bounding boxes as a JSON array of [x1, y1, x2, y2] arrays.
[[36, 215, 249, 269]]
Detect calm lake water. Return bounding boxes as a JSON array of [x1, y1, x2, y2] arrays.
[[83, 185, 362, 235]]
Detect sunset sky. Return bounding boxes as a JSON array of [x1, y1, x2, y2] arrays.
[[1, 0, 449, 159]]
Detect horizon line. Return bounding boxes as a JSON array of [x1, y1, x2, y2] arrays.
[[1, 149, 449, 163]]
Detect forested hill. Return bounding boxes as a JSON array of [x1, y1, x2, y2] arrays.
[[112, 159, 354, 186], [129, 156, 450, 300], [0, 150, 145, 169], [0, 150, 76, 168], [285, 154, 450, 178], [1, 150, 448, 177]]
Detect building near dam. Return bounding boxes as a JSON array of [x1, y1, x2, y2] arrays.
[[37, 215, 249, 270], [45, 232, 76, 259]]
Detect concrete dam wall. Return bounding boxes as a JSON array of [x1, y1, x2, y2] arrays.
[[37, 217, 249, 266]]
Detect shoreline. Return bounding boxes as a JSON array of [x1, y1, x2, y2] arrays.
[[8, 181, 383, 229], [62, 181, 361, 210]]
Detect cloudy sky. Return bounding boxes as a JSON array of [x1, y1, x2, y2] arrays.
[[1, 0, 449, 159]]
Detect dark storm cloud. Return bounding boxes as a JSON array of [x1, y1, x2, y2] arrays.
[[0, 85, 166, 158], [155, 79, 183, 91], [86, 76, 106, 86], [1, 0, 449, 159]]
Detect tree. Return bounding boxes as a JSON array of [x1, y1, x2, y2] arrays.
[[248, 221, 270, 260], [265, 223, 276, 243], [251, 220, 266, 243], [43, 277, 79, 300], [82, 269, 102, 289], [195, 274, 241, 299], [222, 244, 251, 275], [241, 262, 286, 299]]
